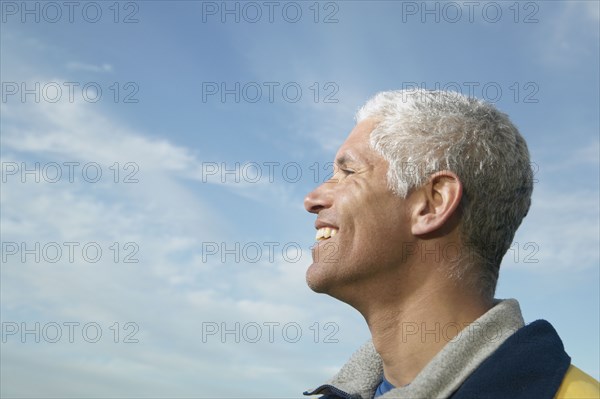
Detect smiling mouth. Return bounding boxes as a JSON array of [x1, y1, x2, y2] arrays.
[[315, 227, 339, 241]]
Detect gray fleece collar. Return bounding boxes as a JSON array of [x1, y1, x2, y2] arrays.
[[305, 298, 525, 399]]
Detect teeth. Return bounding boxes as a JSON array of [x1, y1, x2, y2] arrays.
[[316, 227, 339, 241]]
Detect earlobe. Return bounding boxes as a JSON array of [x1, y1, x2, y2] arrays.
[[411, 172, 462, 236]]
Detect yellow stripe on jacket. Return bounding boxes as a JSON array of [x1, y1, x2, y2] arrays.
[[555, 365, 600, 399]]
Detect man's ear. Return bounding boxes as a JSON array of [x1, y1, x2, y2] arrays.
[[411, 171, 463, 236]]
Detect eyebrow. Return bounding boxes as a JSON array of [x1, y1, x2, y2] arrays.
[[335, 153, 357, 167]]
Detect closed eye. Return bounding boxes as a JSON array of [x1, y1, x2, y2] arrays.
[[328, 167, 354, 183]]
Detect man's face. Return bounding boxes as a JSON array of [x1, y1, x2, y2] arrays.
[[304, 119, 415, 299]]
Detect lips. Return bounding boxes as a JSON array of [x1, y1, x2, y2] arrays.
[[315, 227, 339, 241]]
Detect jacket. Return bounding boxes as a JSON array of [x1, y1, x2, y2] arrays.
[[304, 299, 599, 399]]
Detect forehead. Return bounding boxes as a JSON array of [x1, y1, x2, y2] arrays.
[[335, 119, 381, 164]]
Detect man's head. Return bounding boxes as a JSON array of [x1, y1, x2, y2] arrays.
[[304, 89, 533, 304]]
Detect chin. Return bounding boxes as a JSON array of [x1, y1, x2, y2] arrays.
[[306, 261, 343, 294], [305, 263, 327, 293], [305, 263, 356, 305]]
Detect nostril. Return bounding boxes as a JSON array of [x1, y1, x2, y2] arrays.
[[304, 192, 321, 213], [304, 183, 333, 213], [311, 205, 324, 214]]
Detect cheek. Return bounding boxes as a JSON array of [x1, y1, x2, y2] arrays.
[[365, 191, 408, 226], [352, 197, 409, 255], [336, 181, 408, 243]]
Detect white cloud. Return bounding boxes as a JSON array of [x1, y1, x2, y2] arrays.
[[66, 62, 113, 73], [1, 77, 349, 397], [538, 1, 600, 66], [502, 183, 599, 273]]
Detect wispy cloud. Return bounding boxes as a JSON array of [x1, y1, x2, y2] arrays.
[[66, 61, 113, 73], [1, 77, 350, 396], [503, 182, 599, 273], [538, 1, 600, 66]]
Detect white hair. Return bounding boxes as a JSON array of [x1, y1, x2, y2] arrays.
[[356, 89, 533, 298]]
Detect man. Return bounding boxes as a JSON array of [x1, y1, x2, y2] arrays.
[[302, 90, 599, 399]]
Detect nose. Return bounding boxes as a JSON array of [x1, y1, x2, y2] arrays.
[[304, 181, 333, 214]]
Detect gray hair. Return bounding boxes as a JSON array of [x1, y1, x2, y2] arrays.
[[356, 89, 533, 298]]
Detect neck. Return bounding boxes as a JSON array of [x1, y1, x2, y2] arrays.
[[360, 279, 493, 388]]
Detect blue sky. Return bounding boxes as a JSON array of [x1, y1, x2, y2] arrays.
[[1, 1, 598, 397]]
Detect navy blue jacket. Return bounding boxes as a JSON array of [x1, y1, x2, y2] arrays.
[[306, 320, 571, 399], [448, 320, 570, 399]]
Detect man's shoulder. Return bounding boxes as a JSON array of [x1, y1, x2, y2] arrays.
[[450, 319, 571, 399], [555, 365, 600, 399]]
